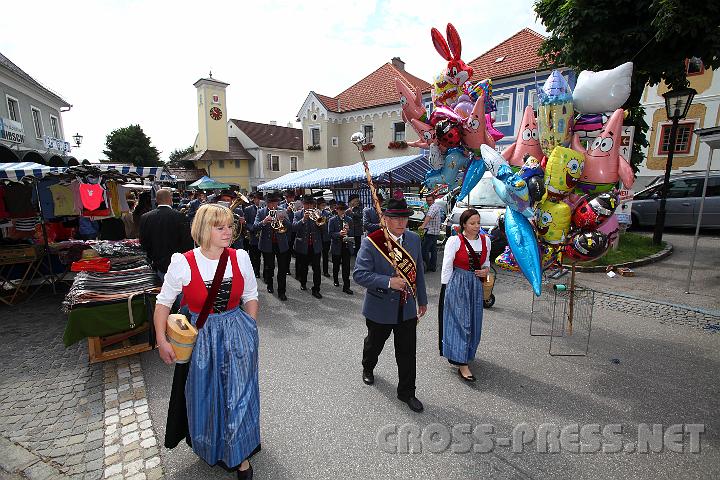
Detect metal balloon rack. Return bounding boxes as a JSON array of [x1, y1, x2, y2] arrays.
[[530, 264, 595, 356]]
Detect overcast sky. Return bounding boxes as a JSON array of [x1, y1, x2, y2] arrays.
[[2, 0, 545, 162]]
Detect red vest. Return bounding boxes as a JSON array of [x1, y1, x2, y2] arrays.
[[181, 249, 244, 314], [453, 235, 488, 271]]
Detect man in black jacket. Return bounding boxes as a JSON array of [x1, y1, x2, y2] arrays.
[[139, 189, 194, 281]]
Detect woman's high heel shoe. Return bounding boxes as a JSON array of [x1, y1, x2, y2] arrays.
[[237, 463, 253, 479]]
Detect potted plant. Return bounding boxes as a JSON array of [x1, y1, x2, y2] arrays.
[[307, 144, 321, 151], [388, 140, 408, 149], [361, 143, 375, 151]]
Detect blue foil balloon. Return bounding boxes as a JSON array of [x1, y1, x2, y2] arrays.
[[457, 158, 486, 201], [423, 147, 470, 190], [492, 165, 534, 218], [504, 207, 542, 296]]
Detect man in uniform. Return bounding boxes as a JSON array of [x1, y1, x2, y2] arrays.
[[348, 194, 363, 256], [293, 196, 323, 299], [328, 202, 354, 295], [363, 192, 383, 234], [353, 198, 428, 413], [244, 193, 263, 277], [254, 193, 291, 301]]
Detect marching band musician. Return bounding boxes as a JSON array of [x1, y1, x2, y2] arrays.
[[317, 198, 332, 278], [244, 193, 263, 278], [328, 202, 354, 295], [363, 192, 383, 234], [292, 196, 324, 299], [353, 198, 428, 413], [348, 194, 363, 256], [253, 193, 291, 302], [280, 190, 298, 276]]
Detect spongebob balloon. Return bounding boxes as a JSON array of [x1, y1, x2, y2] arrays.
[[538, 70, 574, 157], [543, 146, 584, 200], [537, 199, 571, 245]]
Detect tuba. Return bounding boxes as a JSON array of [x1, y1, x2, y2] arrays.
[[269, 209, 288, 234], [308, 209, 327, 226], [229, 196, 246, 243]]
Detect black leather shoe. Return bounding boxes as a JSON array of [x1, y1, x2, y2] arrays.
[[237, 463, 253, 479], [399, 396, 424, 413], [300, 284, 307, 291], [267, 286, 274, 294], [343, 288, 354, 295], [311, 290, 322, 299], [362, 370, 374, 385], [278, 293, 287, 301], [333, 281, 340, 287], [323, 272, 331, 278], [458, 369, 477, 382]]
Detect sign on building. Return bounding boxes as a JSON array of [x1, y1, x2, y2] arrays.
[[44, 136, 71, 154], [0, 117, 25, 144]]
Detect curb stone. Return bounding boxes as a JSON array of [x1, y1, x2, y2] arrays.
[[0, 436, 71, 480], [562, 242, 673, 273]]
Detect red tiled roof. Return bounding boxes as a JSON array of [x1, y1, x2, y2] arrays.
[[166, 167, 208, 182], [230, 119, 303, 150], [466, 28, 547, 82], [182, 138, 253, 163], [317, 62, 431, 113]]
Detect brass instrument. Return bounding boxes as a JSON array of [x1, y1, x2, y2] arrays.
[[229, 196, 246, 242], [308, 209, 327, 226], [269, 209, 288, 234]]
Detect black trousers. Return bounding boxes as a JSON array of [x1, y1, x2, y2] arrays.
[[248, 244, 262, 277], [362, 317, 417, 400], [353, 235, 361, 255], [262, 245, 288, 294], [297, 250, 321, 291], [332, 245, 351, 289], [322, 241, 330, 275]]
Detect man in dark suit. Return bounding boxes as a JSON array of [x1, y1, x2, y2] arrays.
[[254, 193, 291, 301], [363, 192, 382, 234], [244, 193, 263, 277], [353, 198, 428, 413], [292, 196, 324, 299], [348, 194, 363, 256], [317, 198, 332, 277], [328, 202, 354, 295], [139, 188, 193, 281]]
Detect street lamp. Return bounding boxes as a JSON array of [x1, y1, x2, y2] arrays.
[[652, 87, 696, 245], [72, 132, 83, 148]]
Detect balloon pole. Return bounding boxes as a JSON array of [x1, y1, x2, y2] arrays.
[[568, 264, 576, 336], [351, 133, 410, 303]]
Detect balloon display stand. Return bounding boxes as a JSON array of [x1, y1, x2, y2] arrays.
[[529, 281, 564, 337], [548, 266, 595, 357]]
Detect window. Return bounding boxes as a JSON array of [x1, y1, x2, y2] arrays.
[[705, 177, 720, 197], [667, 179, 701, 199], [363, 125, 374, 144], [686, 57, 704, 76], [494, 96, 511, 125], [393, 122, 406, 142], [266, 154, 279, 172], [658, 122, 694, 155], [331, 137, 338, 147], [290, 156, 298, 172], [49, 115, 60, 138], [424, 101, 433, 120], [235, 160, 241, 168], [6, 95, 20, 122], [310, 127, 320, 146], [527, 90, 539, 114], [30, 107, 43, 139], [218, 160, 225, 168]]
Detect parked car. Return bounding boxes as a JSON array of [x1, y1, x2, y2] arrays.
[[446, 172, 506, 236], [631, 172, 720, 228]]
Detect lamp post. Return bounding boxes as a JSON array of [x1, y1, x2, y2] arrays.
[[652, 88, 696, 245], [72, 132, 83, 148]]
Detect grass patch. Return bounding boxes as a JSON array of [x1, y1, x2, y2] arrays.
[[581, 232, 665, 266]]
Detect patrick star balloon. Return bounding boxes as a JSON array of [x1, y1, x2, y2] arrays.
[[462, 96, 496, 152], [395, 79, 428, 125], [572, 108, 635, 195], [501, 106, 545, 169]]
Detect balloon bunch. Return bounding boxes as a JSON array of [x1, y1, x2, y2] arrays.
[[488, 64, 637, 296], [394, 23, 504, 192]]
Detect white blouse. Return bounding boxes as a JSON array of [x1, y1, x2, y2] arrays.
[[441, 234, 491, 285], [156, 248, 258, 308]]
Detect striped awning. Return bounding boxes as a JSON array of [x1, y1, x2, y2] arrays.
[[257, 168, 320, 190], [284, 154, 429, 189], [0, 162, 64, 182], [63, 164, 173, 180]]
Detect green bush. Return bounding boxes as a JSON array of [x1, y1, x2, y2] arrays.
[[582, 232, 665, 266]]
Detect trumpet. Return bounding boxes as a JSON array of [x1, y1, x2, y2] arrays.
[[268, 209, 288, 234], [308, 209, 327, 226]]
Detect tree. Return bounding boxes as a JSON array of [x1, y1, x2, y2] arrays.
[[169, 146, 194, 163], [103, 125, 160, 167], [534, 0, 720, 172]]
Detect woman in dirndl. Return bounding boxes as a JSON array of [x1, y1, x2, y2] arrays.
[[154, 204, 260, 479], [438, 208, 491, 382]]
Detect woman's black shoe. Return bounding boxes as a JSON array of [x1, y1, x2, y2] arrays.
[[237, 463, 253, 479], [458, 369, 476, 382]]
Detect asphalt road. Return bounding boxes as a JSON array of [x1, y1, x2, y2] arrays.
[[141, 241, 720, 480]]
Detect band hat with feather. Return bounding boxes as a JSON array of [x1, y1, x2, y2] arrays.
[[382, 198, 413, 217]]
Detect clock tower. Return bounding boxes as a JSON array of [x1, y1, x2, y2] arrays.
[[193, 74, 229, 153]]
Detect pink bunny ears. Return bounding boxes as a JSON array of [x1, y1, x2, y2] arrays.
[[431, 23, 462, 61]]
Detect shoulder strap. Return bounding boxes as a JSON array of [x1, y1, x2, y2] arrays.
[[458, 233, 482, 269], [195, 248, 229, 330]]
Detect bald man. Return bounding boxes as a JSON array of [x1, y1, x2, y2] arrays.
[[139, 189, 193, 280]]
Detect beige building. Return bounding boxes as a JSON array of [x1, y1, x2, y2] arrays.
[[296, 57, 431, 169], [639, 58, 720, 186], [183, 75, 303, 190]]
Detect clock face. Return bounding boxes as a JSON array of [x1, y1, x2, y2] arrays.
[[209, 107, 223, 120]]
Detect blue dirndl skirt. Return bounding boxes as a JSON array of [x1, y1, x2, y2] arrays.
[[442, 267, 484, 364], [186, 307, 260, 469]]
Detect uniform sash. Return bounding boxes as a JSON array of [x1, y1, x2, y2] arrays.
[[366, 229, 417, 298]]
